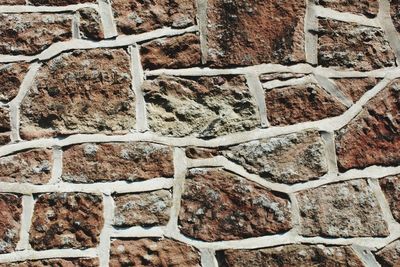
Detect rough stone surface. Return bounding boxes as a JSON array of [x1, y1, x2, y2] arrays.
[[391, 0, 400, 33], [0, 63, 29, 102], [219, 244, 364, 267], [0, 258, 99, 267], [265, 81, 347, 126], [112, 0, 196, 35], [0, 14, 72, 55], [30, 0, 96, 5], [316, 0, 379, 18], [78, 8, 104, 40], [113, 190, 172, 227], [0, 0, 25, 4], [0, 107, 11, 145], [317, 19, 396, 71], [179, 168, 292, 241], [380, 175, 400, 223], [0, 194, 22, 254], [62, 142, 174, 183], [297, 179, 389, 237], [222, 130, 328, 184], [0, 149, 52, 184], [336, 79, 400, 171], [140, 33, 201, 70], [20, 49, 135, 140], [185, 146, 219, 159], [375, 240, 400, 267], [110, 238, 201, 267], [143, 75, 260, 138], [30, 192, 103, 250], [334, 77, 379, 102], [206, 0, 306, 66]]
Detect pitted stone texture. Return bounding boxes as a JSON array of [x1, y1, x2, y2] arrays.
[[317, 19, 396, 71], [0, 63, 29, 102], [0, 14, 72, 56], [0, 149, 52, 184], [334, 77, 379, 102], [336, 79, 400, 171], [112, 0, 196, 35], [206, 0, 306, 67], [143, 75, 260, 138], [30, 0, 96, 5], [265, 81, 347, 126], [113, 190, 172, 227], [391, 0, 400, 33], [375, 240, 400, 267], [315, 0, 379, 18], [222, 130, 328, 184], [20, 49, 135, 140], [0, 108, 11, 145], [30, 192, 103, 250], [110, 238, 201, 267], [0, 194, 22, 254], [380, 175, 400, 223], [0, 0, 25, 4], [78, 8, 104, 40], [179, 168, 291, 241], [140, 33, 201, 70], [297, 179, 388, 237], [62, 142, 173, 183], [0, 258, 99, 267]]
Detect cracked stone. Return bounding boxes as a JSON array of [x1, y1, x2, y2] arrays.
[[78, 8, 104, 40], [375, 240, 400, 267], [380, 175, 400, 223], [0, 258, 99, 267], [0, 194, 22, 254], [333, 77, 380, 102], [315, 0, 379, 18], [0, 63, 29, 102]]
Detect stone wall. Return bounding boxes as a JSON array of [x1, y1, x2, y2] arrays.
[[0, 0, 399, 266]]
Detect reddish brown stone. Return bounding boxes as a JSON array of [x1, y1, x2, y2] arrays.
[[30, 0, 96, 5], [0, 0, 25, 4], [380, 175, 400, 223], [206, 0, 306, 66], [219, 244, 364, 267], [334, 77, 379, 102], [317, 19, 396, 71], [375, 240, 400, 267], [0, 194, 22, 254], [0, 63, 29, 102], [185, 146, 219, 159], [20, 49, 135, 139], [110, 238, 201, 267], [78, 8, 104, 40], [316, 0, 379, 18], [297, 179, 389, 237], [30, 192, 103, 250], [179, 168, 292, 241], [0, 258, 99, 267], [0, 149, 52, 184], [336, 79, 400, 171], [0, 107, 10, 132], [0, 14, 72, 55], [391, 0, 400, 33], [0, 133, 11, 146], [140, 33, 201, 70], [265, 81, 347, 126], [112, 0, 196, 35], [62, 142, 173, 183]]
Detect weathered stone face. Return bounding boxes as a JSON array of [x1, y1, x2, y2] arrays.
[[113, 190, 172, 227], [110, 238, 201, 267], [140, 33, 201, 70], [143, 75, 260, 138], [375, 240, 400, 267], [20, 49, 135, 140], [30, 0, 96, 5], [317, 19, 396, 70], [30, 192, 103, 250], [391, 0, 400, 33], [0, 63, 29, 102], [0, 258, 99, 267], [0, 194, 22, 254], [219, 244, 364, 267], [112, 0, 196, 35], [315, 0, 379, 18], [0, 14, 72, 55], [62, 142, 174, 183], [179, 168, 292, 241], [0, 149, 52, 184], [0, 107, 11, 145], [336, 80, 400, 171], [334, 77, 379, 102], [78, 8, 104, 40], [206, 0, 306, 67], [297, 179, 389, 237], [380, 175, 400, 223]]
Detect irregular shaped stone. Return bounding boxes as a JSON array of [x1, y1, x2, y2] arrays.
[[297, 179, 389, 237], [0, 134, 10, 146], [0, 149, 52, 184], [380, 175, 400, 223], [316, 0, 379, 18], [30, 0, 96, 5], [219, 244, 364, 267], [62, 142, 173, 183], [0, 63, 29, 102], [334, 77, 379, 102], [0, 258, 99, 267], [0, 194, 22, 254], [265, 81, 347, 126], [222, 130, 328, 184], [143, 75, 260, 138], [0, 108, 11, 145], [0, 14, 72, 55], [20, 49, 135, 140], [185, 146, 219, 159], [113, 190, 172, 227], [207, 0, 306, 66], [179, 168, 292, 241], [78, 8, 104, 40], [112, 0, 196, 35], [260, 72, 305, 83], [0, 0, 25, 4], [110, 238, 201, 267], [375, 240, 400, 267], [317, 19, 395, 71], [30, 192, 103, 250], [391, 0, 400, 33], [336, 79, 400, 171], [140, 33, 201, 70]]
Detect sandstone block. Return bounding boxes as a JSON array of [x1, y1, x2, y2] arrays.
[[0, 108, 11, 145], [375, 240, 400, 267], [380, 175, 400, 223], [315, 0, 379, 17], [78, 8, 104, 40], [333, 77, 379, 102], [0, 63, 29, 102], [0, 194, 22, 254]]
